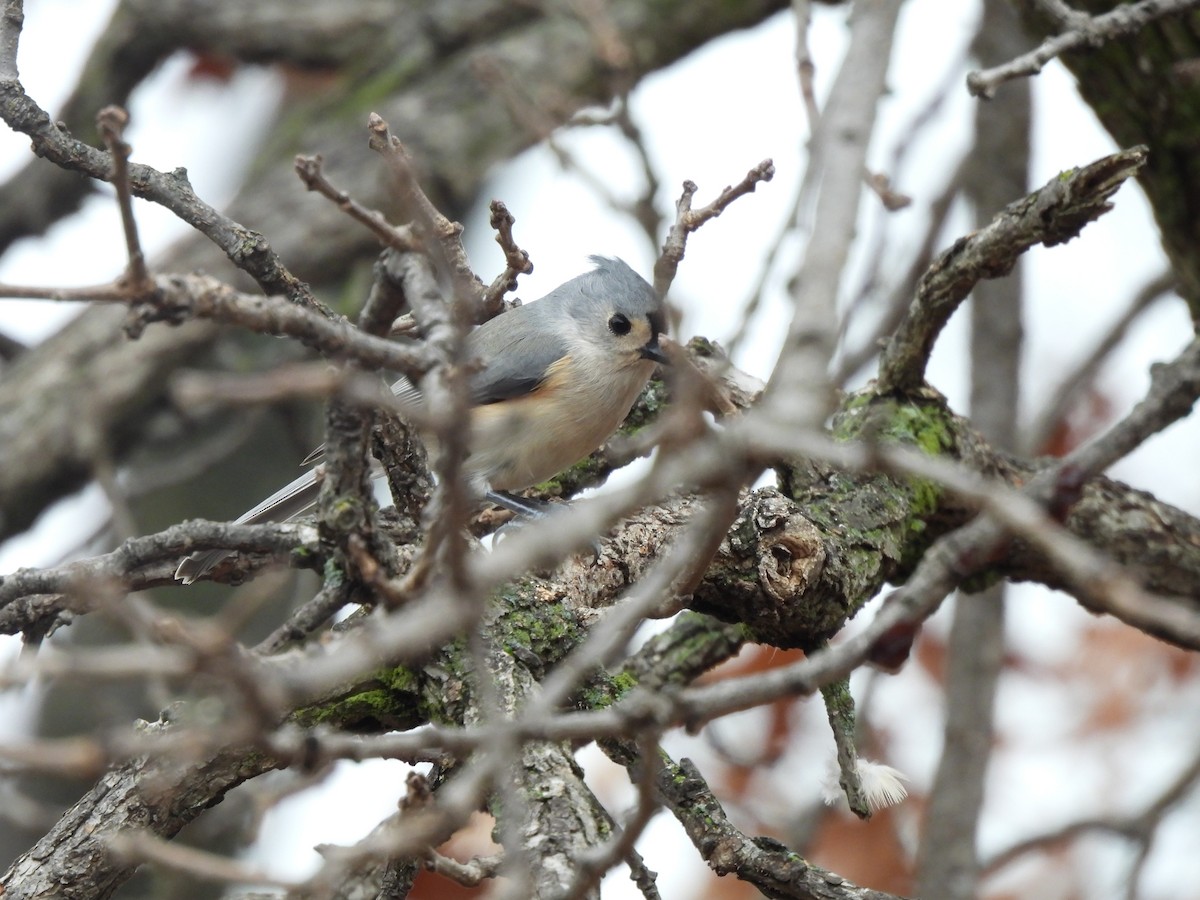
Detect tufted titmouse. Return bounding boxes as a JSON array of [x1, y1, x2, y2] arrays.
[[175, 256, 667, 583]]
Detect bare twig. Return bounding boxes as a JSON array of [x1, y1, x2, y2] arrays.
[[0, 0, 19, 81], [1034, 0, 1092, 30], [366, 116, 478, 597], [1, 271, 431, 378], [791, 0, 821, 128], [656, 755, 905, 900], [833, 155, 968, 385], [864, 170, 912, 211], [984, 744, 1200, 892], [820, 679, 870, 818], [836, 53, 968, 379], [767, 0, 904, 439], [294, 153, 420, 252], [108, 829, 300, 890], [0, 281, 128, 301], [0, 519, 314, 634], [919, 15, 1029, 887], [366, 113, 482, 312], [465, 630, 534, 897], [549, 103, 664, 249], [560, 732, 664, 899], [253, 581, 356, 656], [427, 850, 504, 887], [475, 11, 661, 250], [653, 159, 775, 298], [481, 199, 533, 315], [608, 94, 665, 245], [95, 106, 152, 295], [0, 3, 319, 311]]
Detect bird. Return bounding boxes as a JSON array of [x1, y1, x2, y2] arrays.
[[175, 256, 668, 583]]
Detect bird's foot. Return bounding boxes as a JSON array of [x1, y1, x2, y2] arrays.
[[485, 490, 603, 563]]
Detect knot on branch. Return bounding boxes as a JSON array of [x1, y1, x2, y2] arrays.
[[756, 500, 826, 605], [692, 491, 830, 649]]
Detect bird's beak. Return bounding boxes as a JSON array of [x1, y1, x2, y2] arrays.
[[639, 337, 670, 366]]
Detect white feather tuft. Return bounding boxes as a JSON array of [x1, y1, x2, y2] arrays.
[[821, 757, 909, 811]]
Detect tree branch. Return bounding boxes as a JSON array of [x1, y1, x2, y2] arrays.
[[968, 0, 1200, 99], [876, 146, 1148, 394]]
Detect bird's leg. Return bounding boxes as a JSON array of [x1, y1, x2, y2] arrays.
[[484, 490, 555, 519], [484, 490, 602, 563]]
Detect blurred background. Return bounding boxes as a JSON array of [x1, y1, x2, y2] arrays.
[[1, 1, 1198, 897]]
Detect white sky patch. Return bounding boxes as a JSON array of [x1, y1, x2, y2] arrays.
[[239, 758, 418, 881]]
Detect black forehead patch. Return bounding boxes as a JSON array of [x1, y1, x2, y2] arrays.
[[648, 309, 666, 337]]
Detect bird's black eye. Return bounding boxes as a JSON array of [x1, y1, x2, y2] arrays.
[[608, 313, 632, 336]]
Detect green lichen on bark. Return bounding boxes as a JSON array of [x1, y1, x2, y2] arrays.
[[291, 578, 592, 733], [630, 611, 749, 686], [574, 669, 640, 713], [820, 675, 872, 818], [790, 388, 959, 576], [291, 665, 425, 732], [488, 578, 586, 675], [581, 612, 747, 712]]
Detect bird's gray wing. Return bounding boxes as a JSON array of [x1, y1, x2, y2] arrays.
[[468, 305, 569, 405]]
